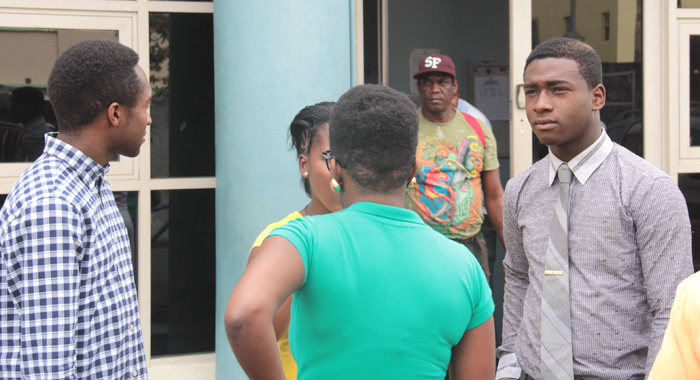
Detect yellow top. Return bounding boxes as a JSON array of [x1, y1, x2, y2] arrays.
[[648, 272, 700, 380], [250, 211, 303, 380]]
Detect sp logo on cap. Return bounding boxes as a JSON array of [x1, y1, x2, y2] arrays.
[[413, 54, 455, 79], [424, 56, 442, 69]]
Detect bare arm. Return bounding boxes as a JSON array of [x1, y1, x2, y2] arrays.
[[273, 296, 293, 340], [482, 168, 505, 247], [248, 246, 293, 340], [226, 236, 305, 380], [448, 316, 496, 380]]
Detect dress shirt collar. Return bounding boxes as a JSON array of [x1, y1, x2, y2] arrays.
[[548, 128, 613, 185], [44, 132, 110, 188]]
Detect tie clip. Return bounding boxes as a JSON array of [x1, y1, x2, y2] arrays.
[[544, 270, 564, 276]]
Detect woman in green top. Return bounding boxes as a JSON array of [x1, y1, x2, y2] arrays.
[[248, 101, 341, 380], [227, 85, 495, 380]]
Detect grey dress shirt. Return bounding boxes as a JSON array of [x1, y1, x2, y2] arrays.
[[497, 131, 693, 380]]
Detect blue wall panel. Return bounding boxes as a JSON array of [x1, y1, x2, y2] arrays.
[[214, 1, 354, 378]]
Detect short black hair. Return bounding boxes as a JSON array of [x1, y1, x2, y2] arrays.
[[525, 37, 602, 89], [47, 39, 142, 131], [329, 84, 418, 192], [289, 101, 334, 197]]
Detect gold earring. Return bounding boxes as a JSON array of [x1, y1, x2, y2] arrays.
[[330, 178, 342, 193], [407, 177, 417, 189]]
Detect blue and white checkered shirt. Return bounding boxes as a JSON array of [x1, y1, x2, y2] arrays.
[[0, 134, 147, 379]]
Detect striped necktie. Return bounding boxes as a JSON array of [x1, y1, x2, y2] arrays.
[[540, 163, 574, 380]]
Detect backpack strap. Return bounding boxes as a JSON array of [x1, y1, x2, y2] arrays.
[[461, 112, 486, 147]]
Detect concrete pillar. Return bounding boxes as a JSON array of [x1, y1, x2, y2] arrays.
[[214, 1, 355, 378]]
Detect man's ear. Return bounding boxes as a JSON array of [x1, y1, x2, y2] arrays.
[[591, 84, 606, 111], [107, 102, 121, 127], [298, 154, 309, 178]]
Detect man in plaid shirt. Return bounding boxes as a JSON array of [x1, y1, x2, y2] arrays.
[[0, 40, 151, 379]]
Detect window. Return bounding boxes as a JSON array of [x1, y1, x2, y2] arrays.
[[0, 2, 214, 378], [679, 0, 700, 8], [602, 12, 610, 41], [149, 12, 215, 178], [678, 174, 700, 271], [688, 34, 700, 148], [151, 189, 215, 356], [678, 23, 700, 159]]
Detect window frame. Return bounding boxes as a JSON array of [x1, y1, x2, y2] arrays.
[[0, 1, 215, 378]]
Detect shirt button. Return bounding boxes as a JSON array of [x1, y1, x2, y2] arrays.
[[130, 324, 135, 330], [133, 370, 138, 376]]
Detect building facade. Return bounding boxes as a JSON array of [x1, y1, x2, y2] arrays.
[[0, 1, 697, 379]]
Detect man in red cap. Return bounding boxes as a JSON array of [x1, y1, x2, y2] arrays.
[[405, 54, 504, 283]]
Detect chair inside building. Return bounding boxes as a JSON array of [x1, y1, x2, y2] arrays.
[[0, 121, 23, 162]]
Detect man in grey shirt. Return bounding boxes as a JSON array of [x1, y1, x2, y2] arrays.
[[496, 38, 693, 379]]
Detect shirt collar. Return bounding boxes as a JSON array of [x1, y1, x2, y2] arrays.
[[548, 128, 613, 185], [44, 133, 110, 188]]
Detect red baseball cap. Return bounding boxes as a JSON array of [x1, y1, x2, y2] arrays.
[[413, 54, 456, 79]]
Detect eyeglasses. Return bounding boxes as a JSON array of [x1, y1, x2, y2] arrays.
[[321, 150, 342, 171]]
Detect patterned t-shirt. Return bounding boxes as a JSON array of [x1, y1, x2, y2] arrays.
[[406, 109, 499, 240]]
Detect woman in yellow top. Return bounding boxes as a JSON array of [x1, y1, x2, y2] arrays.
[[249, 101, 341, 379], [648, 271, 700, 380]]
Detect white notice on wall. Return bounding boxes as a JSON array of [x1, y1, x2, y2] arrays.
[[474, 75, 509, 121]]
